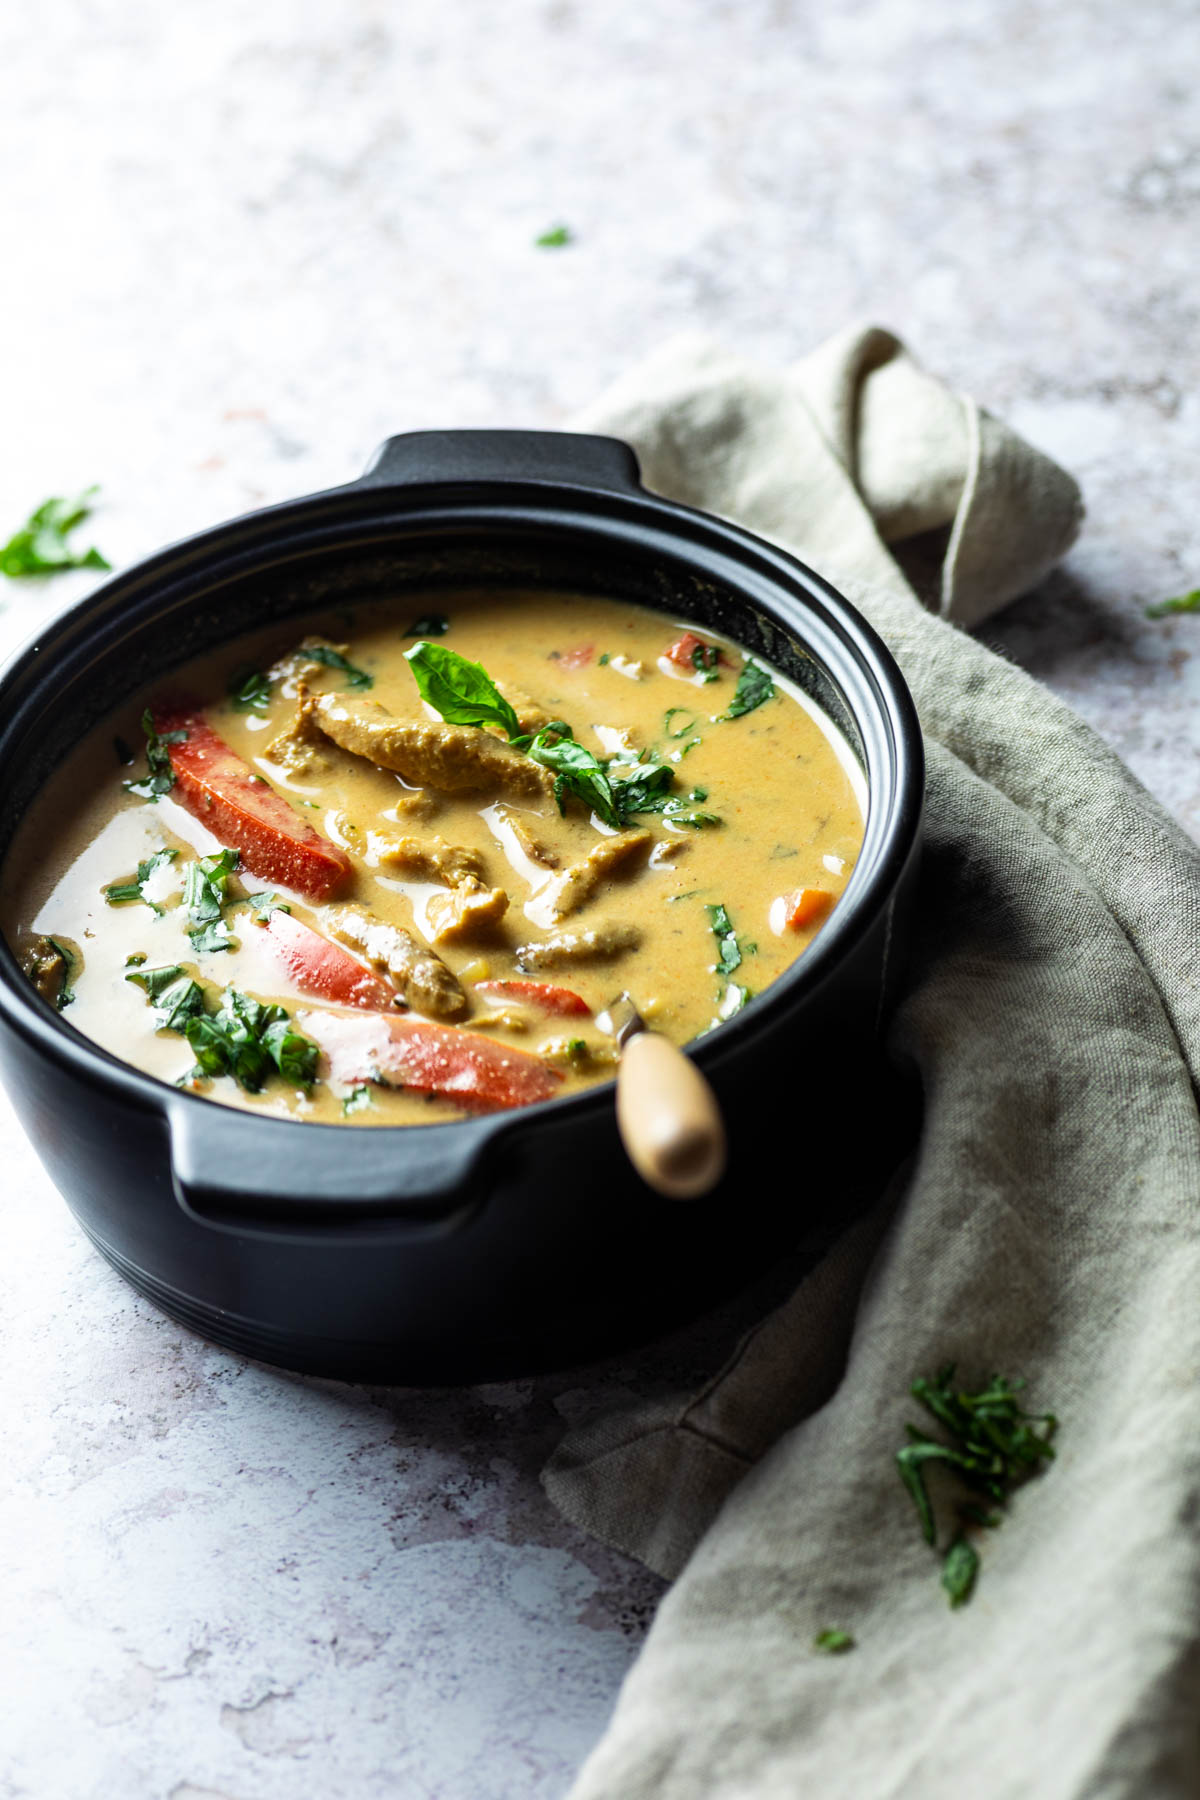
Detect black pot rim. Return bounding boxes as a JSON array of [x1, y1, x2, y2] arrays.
[[0, 430, 923, 1228]]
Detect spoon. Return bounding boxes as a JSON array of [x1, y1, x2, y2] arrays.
[[599, 993, 727, 1200]]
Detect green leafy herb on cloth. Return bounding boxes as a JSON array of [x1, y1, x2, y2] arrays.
[[0, 487, 111, 578]]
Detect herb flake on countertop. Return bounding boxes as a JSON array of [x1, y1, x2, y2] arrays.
[[0, 487, 111, 578], [1146, 588, 1200, 619], [534, 224, 572, 247], [897, 1365, 1057, 1608], [814, 1629, 855, 1654]]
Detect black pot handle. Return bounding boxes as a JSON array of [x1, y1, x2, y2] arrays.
[[357, 429, 643, 494], [167, 1098, 499, 1237]]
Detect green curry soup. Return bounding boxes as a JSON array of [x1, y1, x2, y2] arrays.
[[1, 591, 866, 1125]]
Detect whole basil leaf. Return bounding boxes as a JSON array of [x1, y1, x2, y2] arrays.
[[405, 641, 522, 738]]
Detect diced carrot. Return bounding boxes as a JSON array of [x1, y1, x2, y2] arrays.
[[475, 979, 591, 1017], [662, 631, 731, 672], [152, 704, 353, 901], [784, 888, 835, 931], [262, 911, 398, 1010], [299, 1008, 564, 1111], [555, 645, 594, 669]]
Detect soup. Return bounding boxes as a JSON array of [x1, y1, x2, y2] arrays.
[[1, 590, 865, 1125]]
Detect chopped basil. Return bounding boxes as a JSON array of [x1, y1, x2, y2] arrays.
[[897, 1365, 1057, 1607], [941, 1536, 980, 1608], [529, 724, 622, 825], [1146, 588, 1200, 619], [228, 667, 273, 711], [44, 937, 77, 1010], [404, 613, 450, 637], [814, 1629, 855, 1654], [707, 903, 742, 976], [535, 223, 572, 247], [0, 487, 111, 578], [664, 708, 700, 739], [244, 890, 292, 922], [128, 971, 318, 1093], [183, 848, 240, 951], [405, 641, 522, 738], [305, 644, 373, 690], [598, 652, 610, 666], [104, 847, 178, 915], [720, 659, 775, 721], [342, 1084, 374, 1116], [125, 709, 188, 800]]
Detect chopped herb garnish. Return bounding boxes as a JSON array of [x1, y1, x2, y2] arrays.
[[125, 709, 188, 800], [128, 971, 318, 1093], [404, 613, 450, 637], [104, 847, 178, 915], [720, 659, 776, 721], [707, 902, 742, 976], [814, 1629, 855, 1654], [228, 667, 273, 711], [664, 708, 700, 739], [244, 891, 292, 923], [306, 644, 373, 690], [535, 223, 572, 247], [0, 487, 111, 579], [1146, 588, 1200, 619], [183, 848, 240, 952], [598, 652, 610, 666], [342, 1084, 374, 1115], [405, 641, 522, 738], [26, 935, 78, 1010], [896, 1365, 1057, 1607], [529, 723, 622, 825]]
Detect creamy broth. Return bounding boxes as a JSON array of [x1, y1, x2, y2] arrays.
[[1, 590, 866, 1124]]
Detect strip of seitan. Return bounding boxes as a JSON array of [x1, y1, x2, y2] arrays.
[[375, 833, 489, 887], [515, 920, 642, 972], [325, 904, 467, 1018], [265, 681, 330, 774], [491, 804, 560, 869], [525, 829, 652, 926], [425, 878, 510, 945], [314, 694, 553, 799]]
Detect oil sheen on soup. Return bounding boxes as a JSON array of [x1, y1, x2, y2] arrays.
[[2, 591, 867, 1125]]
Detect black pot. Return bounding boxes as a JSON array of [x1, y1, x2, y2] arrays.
[[0, 431, 923, 1382]]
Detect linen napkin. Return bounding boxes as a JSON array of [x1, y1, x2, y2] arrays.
[[544, 326, 1200, 1800]]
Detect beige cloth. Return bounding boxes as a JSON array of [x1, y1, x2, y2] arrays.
[[545, 327, 1200, 1799]]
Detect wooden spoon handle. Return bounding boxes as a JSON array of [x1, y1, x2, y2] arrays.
[[616, 1031, 727, 1200]]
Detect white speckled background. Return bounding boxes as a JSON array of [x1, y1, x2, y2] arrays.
[[1, 2, 1197, 1794]]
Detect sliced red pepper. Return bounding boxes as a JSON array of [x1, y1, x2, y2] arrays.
[[555, 644, 594, 669], [152, 704, 353, 901], [300, 1008, 563, 1112], [662, 631, 731, 673], [475, 979, 591, 1017], [261, 911, 398, 1010]]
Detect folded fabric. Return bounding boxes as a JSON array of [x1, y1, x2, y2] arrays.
[[545, 328, 1200, 1800]]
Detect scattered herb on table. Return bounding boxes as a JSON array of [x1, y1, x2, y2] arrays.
[[183, 847, 240, 953], [0, 487, 111, 578], [228, 667, 273, 711], [305, 644, 373, 690], [814, 1629, 855, 1654], [404, 613, 450, 637], [128, 966, 318, 1093], [125, 710, 187, 800], [535, 224, 572, 247], [896, 1364, 1057, 1608], [1146, 588, 1200, 619], [104, 848, 178, 916]]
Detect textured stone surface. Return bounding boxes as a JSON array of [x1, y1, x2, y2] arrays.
[[0, 0, 1196, 1794]]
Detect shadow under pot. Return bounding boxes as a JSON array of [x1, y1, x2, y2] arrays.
[[0, 430, 923, 1383]]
